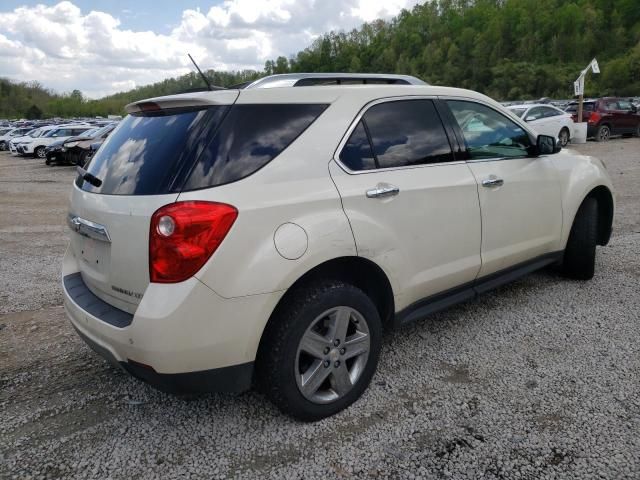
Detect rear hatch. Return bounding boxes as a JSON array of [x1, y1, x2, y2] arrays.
[[67, 89, 329, 313], [68, 91, 239, 313]]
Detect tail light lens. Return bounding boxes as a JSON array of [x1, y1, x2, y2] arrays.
[[150, 201, 238, 283], [588, 112, 601, 125]]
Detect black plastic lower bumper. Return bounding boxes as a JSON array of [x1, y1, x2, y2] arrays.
[[72, 324, 254, 394]]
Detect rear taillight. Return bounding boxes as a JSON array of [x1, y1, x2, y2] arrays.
[[588, 112, 601, 125], [150, 201, 237, 283]]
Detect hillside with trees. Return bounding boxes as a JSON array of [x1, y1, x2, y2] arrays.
[[1, 0, 638, 118]]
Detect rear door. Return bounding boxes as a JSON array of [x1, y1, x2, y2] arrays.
[[329, 98, 481, 311], [444, 99, 562, 278]]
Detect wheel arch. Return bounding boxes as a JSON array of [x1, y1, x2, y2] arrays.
[[255, 256, 395, 370], [586, 185, 614, 245]]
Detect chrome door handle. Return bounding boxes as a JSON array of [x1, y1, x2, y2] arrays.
[[482, 176, 504, 188], [366, 183, 400, 198]]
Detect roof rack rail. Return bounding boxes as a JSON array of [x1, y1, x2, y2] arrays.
[[243, 73, 427, 89]]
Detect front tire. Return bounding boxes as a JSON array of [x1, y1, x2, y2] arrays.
[[562, 197, 598, 280], [257, 281, 382, 421], [595, 125, 610, 142], [558, 128, 570, 147]]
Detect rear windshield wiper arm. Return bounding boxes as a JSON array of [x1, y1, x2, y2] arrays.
[[76, 166, 102, 188]]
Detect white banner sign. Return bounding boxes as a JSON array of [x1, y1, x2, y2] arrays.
[[591, 58, 600, 74]]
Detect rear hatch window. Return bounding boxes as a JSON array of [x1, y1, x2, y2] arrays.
[[566, 102, 594, 113], [77, 103, 328, 195]]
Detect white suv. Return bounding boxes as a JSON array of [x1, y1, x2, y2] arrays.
[[22, 124, 93, 158], [62, 74, 614, 420]]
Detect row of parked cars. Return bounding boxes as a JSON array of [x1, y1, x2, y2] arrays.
[[0, 121, 118, 166], [504, 96, 640, 145]]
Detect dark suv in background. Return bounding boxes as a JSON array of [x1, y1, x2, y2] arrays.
[[566, 97, 640, 141]]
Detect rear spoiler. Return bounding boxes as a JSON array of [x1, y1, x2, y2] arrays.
[[125, 90, 239, 114]]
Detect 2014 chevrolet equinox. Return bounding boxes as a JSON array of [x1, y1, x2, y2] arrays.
[[62, 74, 614, 421]]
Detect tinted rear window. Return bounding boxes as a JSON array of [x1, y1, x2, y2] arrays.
[[183, 104, 327, 191], [78, 107, 227, 195], [566, 103, 594, 113], [78, 104, 326, 195]]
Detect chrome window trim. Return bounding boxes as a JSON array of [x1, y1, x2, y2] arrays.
[[332, 95, 465, 175]]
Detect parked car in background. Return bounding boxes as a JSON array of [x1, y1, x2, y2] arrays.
[[62, 73, 614, 421], [0, 127, 33, 151], [10, 125, 56, 155], [20, 124, 93, 158], [565, 98, 640, 141], [46, 123, 117, 166], [508, 103, 574, 147]]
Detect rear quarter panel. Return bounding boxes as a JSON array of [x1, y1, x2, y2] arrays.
[[176, 92, 370, 299]]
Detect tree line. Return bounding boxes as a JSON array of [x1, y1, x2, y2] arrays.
[[2, 0, 638, 119]]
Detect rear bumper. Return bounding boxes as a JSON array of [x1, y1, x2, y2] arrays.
[[72, 324, 253, 393], [62, 247, 281, 393], [587, 125, 598, 137]]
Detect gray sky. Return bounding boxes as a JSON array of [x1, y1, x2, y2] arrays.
[[0, 0, 421, 98]]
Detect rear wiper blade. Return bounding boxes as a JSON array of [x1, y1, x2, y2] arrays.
[[76, 166, 102, 188]]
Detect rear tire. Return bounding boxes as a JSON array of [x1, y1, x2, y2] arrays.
[[257, 280, 382, 421], [595, 125, 610, 142], [634, 124, 640, 138], [558, 127, 570, 147], [562, 197, 598, 280]]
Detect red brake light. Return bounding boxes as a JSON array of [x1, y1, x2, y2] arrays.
[[150, 201, 238, 283], [588, 111, 601, 125]]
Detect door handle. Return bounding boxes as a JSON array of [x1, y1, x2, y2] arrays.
[[481, 176, 504, 188], [366, 183, 400, 198]]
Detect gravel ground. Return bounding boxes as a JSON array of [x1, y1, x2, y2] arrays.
[[1, 139, 639, 479]]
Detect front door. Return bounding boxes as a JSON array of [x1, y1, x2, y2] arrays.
[[445, 99, 563, 278], [329, 98, 482, 311]]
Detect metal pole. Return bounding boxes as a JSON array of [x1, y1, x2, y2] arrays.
[[577, 93, 583, 123]]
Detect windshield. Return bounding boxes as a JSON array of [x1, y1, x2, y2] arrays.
[[28, 128, 42, 137], [509, 107, 527, 118]]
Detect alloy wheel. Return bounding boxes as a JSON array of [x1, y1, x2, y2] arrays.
[[36, 147, 46, 158], [295, 306, 370, 404], [599, 126, 610, 141]]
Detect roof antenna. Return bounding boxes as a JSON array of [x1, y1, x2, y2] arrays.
[[188, 53, 213, 91]]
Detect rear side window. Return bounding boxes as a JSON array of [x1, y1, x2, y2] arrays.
[[183, 104, 327, 191], [339, 121, 376, 171], [339, 99, 453, 170]]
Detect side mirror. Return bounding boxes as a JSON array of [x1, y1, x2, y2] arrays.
[[537, 134, 560, 155]]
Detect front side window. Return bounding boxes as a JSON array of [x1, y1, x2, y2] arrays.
[[509, 107, 527, 118], [447, 100, 533, 160], [543, 107, 562, 117], [617, 100, 632, 110], [525, 107, 545, 121]]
